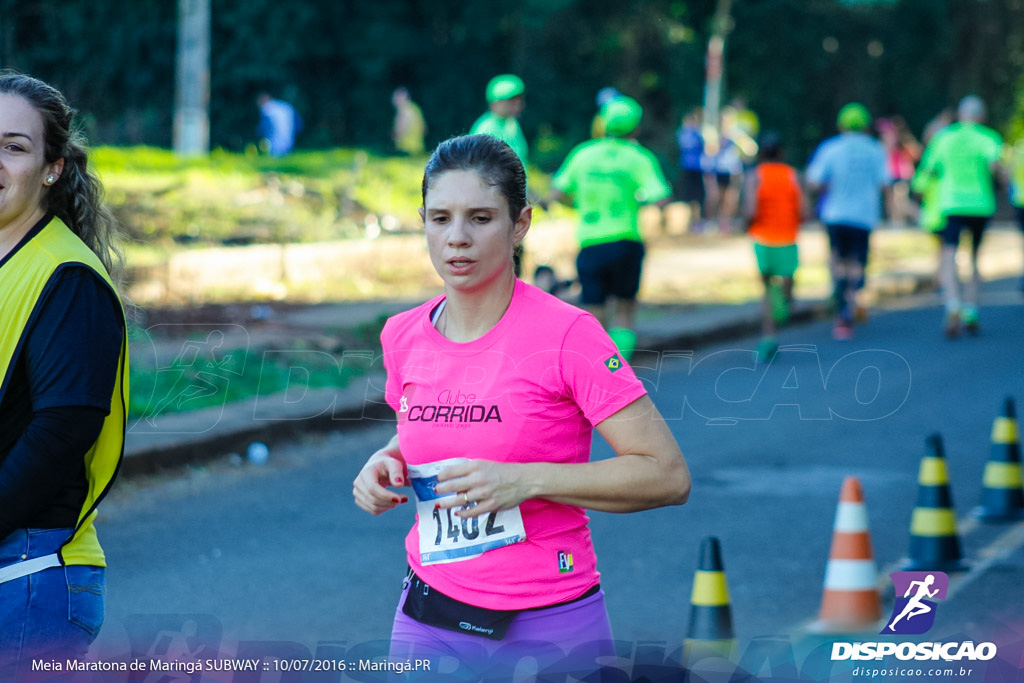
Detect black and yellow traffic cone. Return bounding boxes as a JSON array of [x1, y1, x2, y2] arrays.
[[902, 433, 968, 572], [683, 536, 735, 664], [973, 397, 1024, 522]]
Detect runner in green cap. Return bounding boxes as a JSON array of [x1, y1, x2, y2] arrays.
[[470, 74, 528, 166], [549, 95, 672, 361], [806, 101, 890, 341], [837, 102, 871, 133], [914, 95, 1003, 337]]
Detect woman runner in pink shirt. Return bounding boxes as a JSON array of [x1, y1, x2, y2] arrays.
[[352, 134, 691, 679]]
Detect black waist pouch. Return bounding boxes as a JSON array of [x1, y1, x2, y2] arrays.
[[402, 571, 519, 640]]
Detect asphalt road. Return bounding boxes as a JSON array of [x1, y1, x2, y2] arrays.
[[88, 278, 1024, 681]]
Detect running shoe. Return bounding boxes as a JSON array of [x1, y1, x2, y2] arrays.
[[756, 337, 779, 363], [832, 319, 854, 341], [961, 306, 980, 335], [944, 310, 960, 339]]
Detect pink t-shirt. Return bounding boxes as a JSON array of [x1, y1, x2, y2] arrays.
[[382, 279, 647, 610]]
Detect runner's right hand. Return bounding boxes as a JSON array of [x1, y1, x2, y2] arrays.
[[353, 448, 409, 515]]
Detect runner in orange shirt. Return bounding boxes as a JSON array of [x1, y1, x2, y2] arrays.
[[743, 132, 806, 362]]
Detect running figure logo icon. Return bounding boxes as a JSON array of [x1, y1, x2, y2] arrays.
[[883, 571, 949, 635]]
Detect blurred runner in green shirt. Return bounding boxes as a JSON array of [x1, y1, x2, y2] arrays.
[[550, 96, 672, 360], [470, 74, 528, 165], [1009, 138, 1024, 291], [914, 95, 1003, 337], [469, 74, 541, 274]]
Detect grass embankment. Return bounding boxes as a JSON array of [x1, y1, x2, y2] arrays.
[[125, 314, 389, 421]]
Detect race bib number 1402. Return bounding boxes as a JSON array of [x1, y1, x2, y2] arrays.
[[408, 459, 526, 565]]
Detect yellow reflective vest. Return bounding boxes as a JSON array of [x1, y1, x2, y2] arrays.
[[0, 216, 128, 566]]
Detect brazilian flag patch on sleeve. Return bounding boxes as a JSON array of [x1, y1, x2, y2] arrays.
[[604, 355, 622, 372]]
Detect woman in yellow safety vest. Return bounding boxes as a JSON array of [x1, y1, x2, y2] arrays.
[[0, 70, 128, 677]]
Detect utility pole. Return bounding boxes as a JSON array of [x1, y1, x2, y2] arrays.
[[703, 0, 732, 136], [0, 0, 16, 67], [173, 0, 210, 155]]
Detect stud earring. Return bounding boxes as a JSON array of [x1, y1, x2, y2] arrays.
[[46, 176, 56, 184]]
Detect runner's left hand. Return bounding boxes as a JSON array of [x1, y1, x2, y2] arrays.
[[434, 459, 530, 519]]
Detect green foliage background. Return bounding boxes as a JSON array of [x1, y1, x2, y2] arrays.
[[3, 0, 1023, 169]]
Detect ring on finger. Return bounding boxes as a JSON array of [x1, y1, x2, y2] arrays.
[[463, 492, 470, 506]]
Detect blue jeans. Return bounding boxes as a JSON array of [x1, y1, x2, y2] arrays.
[[0, 529, 105, 677]]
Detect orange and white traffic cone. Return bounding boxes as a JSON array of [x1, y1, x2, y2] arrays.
[[809, 476, 882, 632], [974, 396, 1024, 522]]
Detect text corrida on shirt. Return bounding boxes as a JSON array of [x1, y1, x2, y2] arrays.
[[223, 345, 912, 427]]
